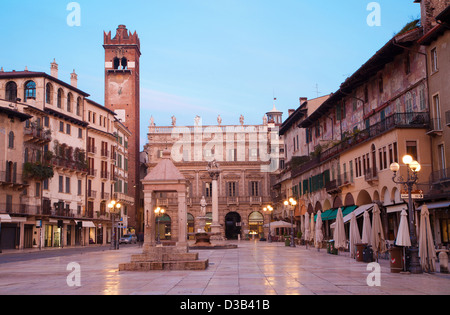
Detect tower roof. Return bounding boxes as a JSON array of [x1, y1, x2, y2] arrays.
[[104, 25, 141, 53], [267, 103, 282, 114], [143, 150, 185, 182]]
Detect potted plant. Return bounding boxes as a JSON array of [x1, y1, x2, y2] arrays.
[[285, 235, 290, 247]]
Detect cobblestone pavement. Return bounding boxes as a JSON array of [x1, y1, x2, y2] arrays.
[[0, 241, 449, 295]]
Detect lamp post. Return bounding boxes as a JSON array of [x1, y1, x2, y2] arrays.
[[390, 155, 423, 274], [263, 205, 273, 243], [284, 198, 297, 248], [108, 200, 122, 250], [154, 207, 165, 245]]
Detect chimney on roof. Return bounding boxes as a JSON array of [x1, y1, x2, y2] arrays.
[[51, 59, 58, 78], [0, 67, 3, 73], [300, 97, 308, 105], [288, 109, 295, 116], [70, 69, 78, 88]]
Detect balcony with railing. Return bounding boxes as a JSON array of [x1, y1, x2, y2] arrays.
[[101, 149, 109, 158], [291, 157, 321, 178], [427, 118, 443, 136], [24, 126, 52, 144], [101, 192, 110, 201], [88, 190, 97, 199], [364, 167, 379, 183], [425, 167, 450, 199], [87, 145, 97, 155], [430, 167, 450, 184], [0, 171, 28, 189], [320, 112, 430, 163], [87, 169, 97, 177], [101, 171, 109, 180], [2, 203, 42, 216], [52, 158, 87, 174]]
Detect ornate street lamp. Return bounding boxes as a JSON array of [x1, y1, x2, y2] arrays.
[[263, 205, 274, 243], [390, 155, 423, 274], [108, 200, 122, 250], [154, 207, 165, 245], [284, 198, 297, 248]]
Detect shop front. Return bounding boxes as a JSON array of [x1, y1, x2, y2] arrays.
[[45, 224, 61, 248], [248, 211, 264, 239]]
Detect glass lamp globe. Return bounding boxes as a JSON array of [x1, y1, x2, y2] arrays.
[[390, 162, 400, 172], [410, 161, 421, 172], [402, 155, 413, 165]]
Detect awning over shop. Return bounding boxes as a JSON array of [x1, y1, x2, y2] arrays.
[[386, 203, 408, 214], [0, 214, 12, 223], [82, 221, 96, 228], [343, 204, 374, 223], [317, 205, 358, 222], [417, 201, 450, 211]]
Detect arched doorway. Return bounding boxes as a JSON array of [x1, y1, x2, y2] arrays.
[[315, 201, 322, 213], [155, 214, 171, 240], [333, 196, 343, 209], [356, 190, 372, 206], [249, 212, 264, 239], [225, 212, 241, 240], [344, 193, 355, 206]]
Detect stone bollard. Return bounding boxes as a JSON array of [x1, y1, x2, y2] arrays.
[[439, 251, 449, 274]]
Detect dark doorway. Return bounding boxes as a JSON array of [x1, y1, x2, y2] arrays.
[[225, 212, 241, 240], [24, 225, 33, 248], [1, 223, 18, 250]]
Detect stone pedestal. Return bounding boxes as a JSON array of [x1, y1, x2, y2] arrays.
[[119, 245, 209, 271]]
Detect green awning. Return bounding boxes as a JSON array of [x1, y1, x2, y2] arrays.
[[315, 205, 358, 222]]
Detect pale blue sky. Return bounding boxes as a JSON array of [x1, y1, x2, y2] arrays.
[[0, 0, 420, 149]]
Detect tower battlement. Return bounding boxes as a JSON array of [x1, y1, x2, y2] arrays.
[[104, 25, 141, 52]]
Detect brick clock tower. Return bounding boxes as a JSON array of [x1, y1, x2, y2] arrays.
[[104, 25, 141, 231]]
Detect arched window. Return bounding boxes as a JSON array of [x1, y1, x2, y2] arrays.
[[371, 144, 377, 178], [46, 83, 53, 104], [121, 57, 128, 70], [5, 81, 17, 102], [113, 58, 120, 70], [76, 97, 82, 116], [419, 84, 426, 111], [8, 131, 14, 148], [57, 89, 63, 108], [405, 92, 413, 123], [24, 81, 36, 101], [67, 93, 73, 112]]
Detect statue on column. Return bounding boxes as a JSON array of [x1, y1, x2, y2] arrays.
[[200, 196, 207, 216], [194, 115, 201, 126]]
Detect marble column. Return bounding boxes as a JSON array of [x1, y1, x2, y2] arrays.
[[177, 190, 188, 247], [143, 192, 155, 251], [209, 170, 223, 241]]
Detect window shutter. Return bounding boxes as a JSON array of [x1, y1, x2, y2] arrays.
[[13, 163, 17, 183]]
